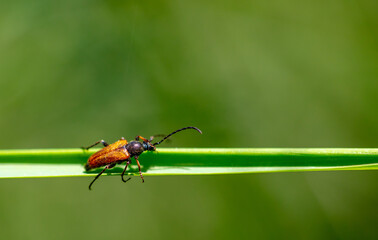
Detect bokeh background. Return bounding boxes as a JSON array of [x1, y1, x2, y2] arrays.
[[0, 0, 377, 239]]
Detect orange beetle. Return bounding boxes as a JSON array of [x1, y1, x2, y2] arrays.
[[83, 126, 202, 190]]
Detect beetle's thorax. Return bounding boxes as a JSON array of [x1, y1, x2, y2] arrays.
[[126, 141, 145, 156]]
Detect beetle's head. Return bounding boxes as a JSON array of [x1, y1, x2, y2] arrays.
[[143, 141, 156, 152]]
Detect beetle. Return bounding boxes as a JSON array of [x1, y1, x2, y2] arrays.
[[83, 126, 202, 190]]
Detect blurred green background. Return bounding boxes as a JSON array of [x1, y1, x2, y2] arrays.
[[0, 0, 377, 239]]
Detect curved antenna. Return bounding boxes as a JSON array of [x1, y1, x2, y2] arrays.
[[153, 126, 202, 146]]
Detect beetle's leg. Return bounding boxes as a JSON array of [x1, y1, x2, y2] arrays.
[[121, 159, 132, 183], [135, 156, 144, 183], [135, 136, 149, 142], [88, 163, 115, 190], [82, 140, 108, 150]]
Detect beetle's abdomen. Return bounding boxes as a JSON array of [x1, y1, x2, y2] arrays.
[[86, 147, 130, 170]]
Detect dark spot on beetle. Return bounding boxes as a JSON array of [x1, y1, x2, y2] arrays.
[[126, 141, 144, 156]]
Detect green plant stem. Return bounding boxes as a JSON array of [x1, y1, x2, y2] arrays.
[[0, 148, 377, 178]]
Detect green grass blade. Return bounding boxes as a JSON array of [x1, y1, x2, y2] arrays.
[[0, 148, 377, 178]]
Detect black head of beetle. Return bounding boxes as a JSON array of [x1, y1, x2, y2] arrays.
[[143, 141, 156, 151]]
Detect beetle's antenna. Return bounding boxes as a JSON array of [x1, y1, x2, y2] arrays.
[[153, 126, 202, 146]]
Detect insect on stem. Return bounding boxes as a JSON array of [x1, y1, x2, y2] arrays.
[[83, 126, 202, 190]]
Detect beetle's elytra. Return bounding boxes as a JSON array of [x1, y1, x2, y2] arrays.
[[83, 126, 202, 190]]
